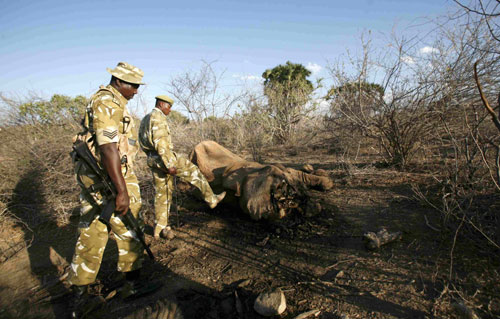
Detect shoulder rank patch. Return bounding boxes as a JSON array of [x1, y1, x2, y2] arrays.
[[103, 129, 118, 140]]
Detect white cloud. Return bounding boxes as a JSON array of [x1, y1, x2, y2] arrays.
[[419, 46, 439, 54], [233, 74, 261, 81], [317, 98, 330, 113], [306, 62, 322, 75], [305, 98, 330, 115], [401, 56, 416, 65], [243, 75, 261, 81]]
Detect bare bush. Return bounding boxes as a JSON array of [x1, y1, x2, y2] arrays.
[[233, 94, 274, 161], [411, 5, 500, 255], [326, 35, 441, 168], [1, 123, 80, 225], [0, 95, 83, 227], [166, 60, 244, 143], [454, 0, 500, 46]]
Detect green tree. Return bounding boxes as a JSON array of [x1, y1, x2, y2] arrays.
[[169, 110, 189, 124], [262, 61, 313, 88], [18, 94, 87, 124], [327, 81, 384, 100], [262, 61, 314, 144], [326, 81, 384, 119]]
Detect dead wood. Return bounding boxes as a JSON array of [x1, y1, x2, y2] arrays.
[[363, 227, 402, 250]]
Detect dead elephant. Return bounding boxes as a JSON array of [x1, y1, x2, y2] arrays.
[[189, 141, 334, 221]]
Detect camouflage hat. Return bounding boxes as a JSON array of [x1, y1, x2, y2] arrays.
[[107, 62, 145, 85], [155, 95, 174, 105]]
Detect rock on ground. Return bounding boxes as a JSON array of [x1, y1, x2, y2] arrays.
[[253, 288, 286, 316]]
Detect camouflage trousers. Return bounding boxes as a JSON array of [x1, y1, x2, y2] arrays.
[[148, 155, 218, 229], [68, 160, 143, 286]]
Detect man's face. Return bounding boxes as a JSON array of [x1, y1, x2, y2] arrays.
[[159, 101, 172, 116], [116, 79, 140, 100]]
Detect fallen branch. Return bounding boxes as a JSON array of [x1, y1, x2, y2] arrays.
[[424, 215, 440, 232], [326, 257, 360, 270], [363, 227, 402, 250]]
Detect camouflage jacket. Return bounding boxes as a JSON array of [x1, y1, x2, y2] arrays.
[[138, 108, 176, 169], [74, 85, 139, 167]]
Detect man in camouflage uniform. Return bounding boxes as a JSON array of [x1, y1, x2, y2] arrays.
[[139, 95, 226, 239], [69, 62, 155, 318]]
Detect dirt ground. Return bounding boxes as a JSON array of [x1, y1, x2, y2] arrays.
[[0, 148, 499, 319]]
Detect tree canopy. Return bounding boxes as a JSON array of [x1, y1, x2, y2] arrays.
[[18, 94, 87, 124], [261, 61, 315, 144], [262, 61, 313, 90], [326, 81, 384, 101], [169, 110, 189, 124]]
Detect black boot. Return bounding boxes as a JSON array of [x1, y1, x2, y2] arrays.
[[119, 269, 162, 300], [125, 269, 141, 282], [70, 285, 103, 319], [70, 285, 87, 319]]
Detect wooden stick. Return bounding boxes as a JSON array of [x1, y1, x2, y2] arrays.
[[424, 215, 440, 232], [473, 61, 500, 131]]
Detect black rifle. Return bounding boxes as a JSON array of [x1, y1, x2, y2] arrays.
[[72, 139, 154, 260]]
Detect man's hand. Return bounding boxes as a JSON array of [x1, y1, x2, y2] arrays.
[[115, 191, 130, 216], [167, 167, 177, 176]]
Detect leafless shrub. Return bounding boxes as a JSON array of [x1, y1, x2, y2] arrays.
[[0, 95, 82, 228], [454, 0, 500, 46], [166, 60, 245, 142], [164, 60, 325, 158], [234, 94, 273, 161], [411, 4, 500, 260], [326, 34, 442, 168]]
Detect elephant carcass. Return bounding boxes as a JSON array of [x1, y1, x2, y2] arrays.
[[189, 141, 333, 221]]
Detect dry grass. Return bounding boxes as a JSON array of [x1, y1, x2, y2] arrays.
[[0, 121, 81, 227], [0, 101, 498, 317]]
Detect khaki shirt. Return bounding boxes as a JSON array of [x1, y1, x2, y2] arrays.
[[79, 85, 138, 166], [139, 108, 176, 169]]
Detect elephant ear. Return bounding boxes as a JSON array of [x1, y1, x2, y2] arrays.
[[221, 163, 263, 197], [240, 170, 273, 220], [282, 167, 333, 191], [239, 166, 289, 221], [189, 143, 215, 182], [222, 171, 243, 196]]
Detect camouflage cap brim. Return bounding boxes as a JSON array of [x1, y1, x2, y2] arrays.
[[107, 62, 145, 85]]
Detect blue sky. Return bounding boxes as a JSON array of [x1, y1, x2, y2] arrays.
[[0, 0, 452, 114]]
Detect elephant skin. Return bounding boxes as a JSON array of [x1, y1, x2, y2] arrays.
[[189, 141, 333, 221]]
